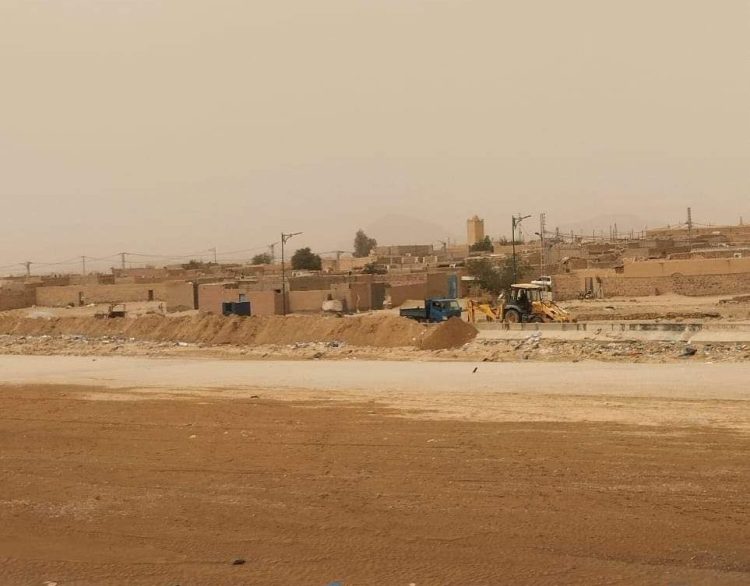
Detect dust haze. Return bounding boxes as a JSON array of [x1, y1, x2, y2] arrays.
[[1, 0, 748, 270]]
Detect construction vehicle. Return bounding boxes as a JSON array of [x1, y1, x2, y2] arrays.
[[468, 284, 571, 324], [466, 299, 502, 323], [400, 298, 462, 323]]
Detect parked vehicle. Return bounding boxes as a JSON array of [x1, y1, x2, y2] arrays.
[[399, 298, 462, 323]]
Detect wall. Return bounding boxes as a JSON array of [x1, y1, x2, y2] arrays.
[[0, 284, 36, 311], [165, 281, 197, 312], [197, 283, 283, 316], [245, 291, 283, 316], [36, 283, 166, 307], [287, 289, 352, 313], [551, 273, 583, 300], [425, 272, 450, 298], [198, 283, 237, 314], [387, 283, 427, 306], [553, 270, 750, 299], [349, 283, 373, 311], [289, 274, 349, 291], [623, 257, 750, 278]]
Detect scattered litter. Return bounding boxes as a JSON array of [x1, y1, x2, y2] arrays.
[[231, 558, 246, 565]]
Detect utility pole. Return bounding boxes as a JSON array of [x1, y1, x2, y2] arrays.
[[81, 256, 86, 276], [511, 213, 531, 284], [539, 213, 546, 276], [24, 261, 31, 277], [210, 247, 217, 264], [280, 232, 302, 316], [120, 252, 126, 270], [268, 242, 277, 264], [686, 207, 693, 250]]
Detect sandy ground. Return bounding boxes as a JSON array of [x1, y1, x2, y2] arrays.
[[1, 357, 750, 584], [565, 293, 750, 321]]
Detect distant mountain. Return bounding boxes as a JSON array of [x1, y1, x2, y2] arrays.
[[554, 214, 659, 238], [364, 214, 453, 246]]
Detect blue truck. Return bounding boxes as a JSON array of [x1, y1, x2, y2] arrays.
[[399, 298, 462, 323]]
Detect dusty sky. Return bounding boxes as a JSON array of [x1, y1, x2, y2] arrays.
[[1, 1, 748, 273]]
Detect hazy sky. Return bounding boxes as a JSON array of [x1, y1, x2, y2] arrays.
[[1, 1, 748, 273]]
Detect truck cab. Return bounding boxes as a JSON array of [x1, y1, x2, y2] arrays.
[[399, 298, 462, 323]]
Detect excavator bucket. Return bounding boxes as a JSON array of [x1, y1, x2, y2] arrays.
[[532, 300, 571, 323]]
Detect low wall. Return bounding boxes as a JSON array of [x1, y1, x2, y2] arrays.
[[623, 257, 750, 278], [0, 287, 36, 311], [554, 271, 750, 299], [35, 283, 166, 307], [288, 289, 352, 313]]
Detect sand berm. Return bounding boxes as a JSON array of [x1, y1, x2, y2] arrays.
[[0, 313, 477, 350]]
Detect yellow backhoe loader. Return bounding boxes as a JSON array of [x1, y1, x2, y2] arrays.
[[468, 284, 572, 324]]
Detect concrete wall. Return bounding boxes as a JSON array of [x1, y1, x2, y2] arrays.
[[35, 283, 166, 307]]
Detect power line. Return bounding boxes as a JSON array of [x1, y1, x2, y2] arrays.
[[0, 242, 280, 275]]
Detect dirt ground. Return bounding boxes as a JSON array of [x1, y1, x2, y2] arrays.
[[565, 292, 750, 321], [2, 294, 750, 366], [1, 373, 750, 585]]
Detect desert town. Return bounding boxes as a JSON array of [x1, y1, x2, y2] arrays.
[[3, 210, 750, 585], [2, 210, 750, 361], [2, 1, 750, 584]]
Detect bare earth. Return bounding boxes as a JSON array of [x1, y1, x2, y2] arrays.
[[1, 357, 749, 585]]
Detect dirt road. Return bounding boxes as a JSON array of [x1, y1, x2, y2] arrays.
[[1, 357, 749, 584], [2, 355, 749, 430]]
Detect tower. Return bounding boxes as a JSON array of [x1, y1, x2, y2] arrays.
[[467, 215, 485, 246]]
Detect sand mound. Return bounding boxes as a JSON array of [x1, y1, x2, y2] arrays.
[[0, 313, 428, 349], [419, 317, 478, 350]]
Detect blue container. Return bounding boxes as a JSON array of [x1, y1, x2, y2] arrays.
[[222, 301, 251, 316]]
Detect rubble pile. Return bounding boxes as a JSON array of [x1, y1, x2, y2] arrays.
[[471, 338, 750, 363], [0, 331, 747, 363]]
